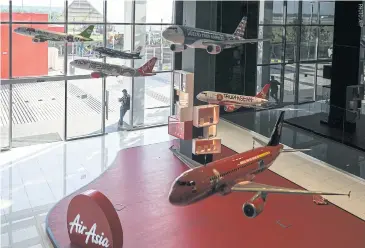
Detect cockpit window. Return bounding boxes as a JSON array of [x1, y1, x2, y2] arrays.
[[177, 180, 186, 186], [177, 180, 195, 186]]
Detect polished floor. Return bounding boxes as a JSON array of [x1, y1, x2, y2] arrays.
[[46, 142, 365, 248], [218, 117, 365, 220], [1, 118, 365, 247], [0, 127, 174, 248], [222, 105, 365, 180]]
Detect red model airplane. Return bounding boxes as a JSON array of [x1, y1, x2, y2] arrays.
[[168, 111, 351, 218]]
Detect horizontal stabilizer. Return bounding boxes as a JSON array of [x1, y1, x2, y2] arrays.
[[282, 148, 311, 153]]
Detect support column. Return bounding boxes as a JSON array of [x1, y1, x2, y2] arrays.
[[123, 1, 134, 127], [179, 1, 217, 164], [215, 1, 259, 96], [242, 1, 259, 96], [325, 2, 362, 132], [128, 1, 147, 127]]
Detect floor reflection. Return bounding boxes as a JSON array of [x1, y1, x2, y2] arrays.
[[222, 106, 365, 180], [0, 126, 174, 248]]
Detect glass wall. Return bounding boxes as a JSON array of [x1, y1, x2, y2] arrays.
[[257, 0, 334, 105], [0, 0, 174, 150]]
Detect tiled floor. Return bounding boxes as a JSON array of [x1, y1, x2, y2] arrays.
[[0, 126, 174, 248], [1, 120, 365, 248]]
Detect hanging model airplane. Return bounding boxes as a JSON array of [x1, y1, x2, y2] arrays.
[[93, 46, 143, 59], [196, 84, 271, 112], [162, 16, 268, 54], [69, 57, 158, 78], [14, 25, 94, 43], [168, 111, 350, 218]]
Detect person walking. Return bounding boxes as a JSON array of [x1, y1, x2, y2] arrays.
[[118, 89, 130, 127], [269, 76, 280, 103]]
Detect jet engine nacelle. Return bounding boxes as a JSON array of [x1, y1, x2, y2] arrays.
[[242, 197, 265, 218], [224, 105, 237, 112], [206, 44, 223, 54], [32, 38, 46, 43], [170, 44, 187, 52]]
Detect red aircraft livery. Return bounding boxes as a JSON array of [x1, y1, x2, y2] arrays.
[[196, 84, 271, 112], [168, 111, 351, 218]]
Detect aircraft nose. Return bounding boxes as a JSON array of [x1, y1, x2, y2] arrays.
[[168, 187, 186, 206], [162, 29, 169, 40]]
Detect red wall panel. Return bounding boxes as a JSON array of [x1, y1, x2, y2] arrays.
[[0, 13, 65, 79]]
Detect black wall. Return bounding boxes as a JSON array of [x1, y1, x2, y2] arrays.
[[215, 1, 259, 96], [328, 1, 362, 130]]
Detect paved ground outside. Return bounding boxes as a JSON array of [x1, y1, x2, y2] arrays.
[[0, 71, 171, 147]]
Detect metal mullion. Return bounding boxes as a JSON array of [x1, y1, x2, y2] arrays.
[[133, 22, 174, 26], [294, 1, 302, 104], [314, 2, 320, 101], [66, 133, 106, 142], [8, 0, 12, 149], [0, 21, 175, 25], [101, 0, 107, 134], [130, 0, 136, 127], [258, 63, 284, 67], [1, 21, 103, 25], [299, 59, 332, 64], [280, 1, 287, 104], [64, 0, 68, 141]]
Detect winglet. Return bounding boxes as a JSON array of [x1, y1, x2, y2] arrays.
[[348, 191, 351, 198]]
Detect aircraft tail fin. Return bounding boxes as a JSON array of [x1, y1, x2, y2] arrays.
[[133, 46, 143, 55], [233, 16, 247, 38], [255, 84, 270, 99], [267, 111, 285, 146], [138, 57, 157, 75], [79, 25, 94, 39]]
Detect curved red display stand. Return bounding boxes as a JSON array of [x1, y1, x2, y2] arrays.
[[67, 190, 123, 248], [45, 142, 365, 248]]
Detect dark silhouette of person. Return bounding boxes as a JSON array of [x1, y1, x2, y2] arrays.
[[269, 76, 280, 103], [118, 89, 130, 127]]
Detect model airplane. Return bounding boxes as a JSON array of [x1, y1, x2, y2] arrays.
[[168, 111, 350, 218], [196, 84, 271, 112], [162, 16, 267, 54], [14, 25, 94, 43], [69, 57, 157, 78], [93, 46, 143, 59]]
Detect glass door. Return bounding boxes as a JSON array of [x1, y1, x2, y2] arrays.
[[66, 78, 104, 139], [66, 23, 105, 140], [104, 25, 133, 133]]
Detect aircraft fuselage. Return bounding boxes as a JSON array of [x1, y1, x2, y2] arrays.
[[14, 27, 92, 42], [196, 91, 267, 108], [168, 145, 283, 206], [94, 47, 142, 59], [70, 59, 140, 77], [162, 25, 243, 49]]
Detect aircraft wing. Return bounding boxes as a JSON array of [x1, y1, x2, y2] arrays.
[[169, 146, 203, 169], [34, 35, 48, 40], [203, 38, 269, 46], [231, 181, 350, 197]]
